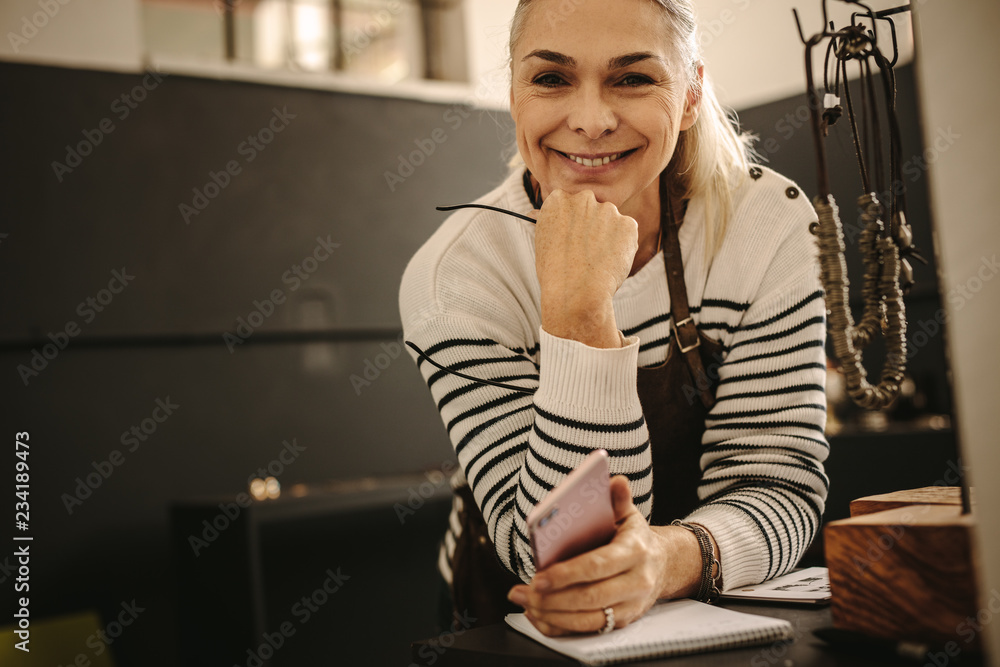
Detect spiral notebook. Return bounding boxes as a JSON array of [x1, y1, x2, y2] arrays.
[[505, 599, 793, 666]]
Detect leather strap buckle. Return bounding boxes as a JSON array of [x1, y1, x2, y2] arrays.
[[671, 316, 701, 354]]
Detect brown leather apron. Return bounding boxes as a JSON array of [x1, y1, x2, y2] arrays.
[[448, 179, 724, 627]]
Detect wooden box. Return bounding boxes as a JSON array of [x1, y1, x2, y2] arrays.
[[849, 485, 965, 517], [824, 487, 981, 648]]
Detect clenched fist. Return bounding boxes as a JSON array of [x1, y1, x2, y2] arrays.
[[534, 189, 639, 348]]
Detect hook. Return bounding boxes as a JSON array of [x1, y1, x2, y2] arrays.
[[851, 9, 900, 67], [792, 5, 832, 47], [792, 8, 809, 45]]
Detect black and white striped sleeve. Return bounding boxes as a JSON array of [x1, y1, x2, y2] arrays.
[[405, 316, 652, 583], [685, 224, 830, 590]]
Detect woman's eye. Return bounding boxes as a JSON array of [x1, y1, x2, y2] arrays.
[[532, 73, 566, 87], [619, 74, 654, 87]]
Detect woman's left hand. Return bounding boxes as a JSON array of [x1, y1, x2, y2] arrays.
[[507, 476, 704, 636]]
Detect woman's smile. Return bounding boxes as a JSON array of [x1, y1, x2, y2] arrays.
[[554, 148, 638, 169]]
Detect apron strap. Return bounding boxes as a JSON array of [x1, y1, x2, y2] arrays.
[[659, 173, 716, 411]]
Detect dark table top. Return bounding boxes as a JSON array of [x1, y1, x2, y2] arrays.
[[411, 600, 966, 666]]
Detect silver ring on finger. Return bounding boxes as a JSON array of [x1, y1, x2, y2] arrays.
[[599, 606, 615, 634]]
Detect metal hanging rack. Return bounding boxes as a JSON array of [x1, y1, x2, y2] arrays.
[[792, 0, 925, 412]]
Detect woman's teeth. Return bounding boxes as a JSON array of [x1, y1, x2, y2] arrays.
[[564, 152, 623, 167]]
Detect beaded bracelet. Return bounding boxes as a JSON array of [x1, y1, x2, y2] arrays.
[[671, 520, 721, 603]]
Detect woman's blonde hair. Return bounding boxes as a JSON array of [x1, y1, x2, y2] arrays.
[[508, 0, 755, 257]]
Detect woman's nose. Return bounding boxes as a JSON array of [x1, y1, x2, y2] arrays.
[[566, 85, 618, 139]]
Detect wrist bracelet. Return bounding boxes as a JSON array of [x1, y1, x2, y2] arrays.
[[671, 520, 721, 603]]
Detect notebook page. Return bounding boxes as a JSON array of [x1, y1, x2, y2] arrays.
[[720, 567, 831, 602], [506, 599, 793, 666]]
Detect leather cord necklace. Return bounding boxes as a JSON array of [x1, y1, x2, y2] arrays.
[[794, 3, 913, 410]]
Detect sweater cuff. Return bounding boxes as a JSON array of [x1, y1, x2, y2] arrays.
[[536, 326, 641, 413], [684, 503, 771, 591]]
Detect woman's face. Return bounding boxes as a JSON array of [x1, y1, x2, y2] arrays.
[[510, 0, 699, 210]]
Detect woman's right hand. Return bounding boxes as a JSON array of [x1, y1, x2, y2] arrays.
[[534, 189, 638, 348]]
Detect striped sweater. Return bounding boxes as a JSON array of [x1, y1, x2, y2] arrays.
[[399, 166, 829, 591]]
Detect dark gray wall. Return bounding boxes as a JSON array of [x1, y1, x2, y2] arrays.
[[0, 61, 515, 666]]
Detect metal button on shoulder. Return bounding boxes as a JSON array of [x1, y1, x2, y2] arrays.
[[786, 186, 799, 199], [749, 166, 762, 180]]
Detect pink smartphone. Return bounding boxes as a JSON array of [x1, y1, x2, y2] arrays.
[[527, 449, 616, 571]]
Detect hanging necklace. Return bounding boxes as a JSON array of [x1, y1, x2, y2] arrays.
[[793, 3, 915, 410]]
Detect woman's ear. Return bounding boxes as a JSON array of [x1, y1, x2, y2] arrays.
[[680, 64, 705, 132]]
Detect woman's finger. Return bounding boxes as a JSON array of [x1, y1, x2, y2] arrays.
[[522, 573, 624, 612], [526, 599, 648, 636], [531, 537, 636, 593], [524, 610, 571, 637], [526, 608, 610, 635]]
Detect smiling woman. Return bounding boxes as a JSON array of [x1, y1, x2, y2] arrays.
[[400, 0, 830, 638], [512, 12, 695, 231]]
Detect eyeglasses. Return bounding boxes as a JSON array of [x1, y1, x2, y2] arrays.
[[404, 202, 540, 395], [435, 203, 536, 223]]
